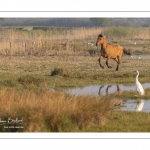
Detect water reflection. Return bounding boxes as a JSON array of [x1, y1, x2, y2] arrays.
[[121, 99, 150, 113], [98, 85, 104, 95], [116, 85, 121, 95], [106, 85, 112, 95], [98, 85, 121, 96], [136, 100, 145, 112], [97, 85, 147, 112], [66, 83, 150, 97], [55, 83, 150, 112]]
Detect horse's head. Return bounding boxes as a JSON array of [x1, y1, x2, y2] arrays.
[[96, 34, 105, 46]]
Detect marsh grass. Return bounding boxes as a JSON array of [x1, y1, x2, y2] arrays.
[[91, 110, 150, 132], [0, 89, 112, 132], [0, 54, 150, 89], [18, 75, 45, 87], [50, 67, 87, 79]]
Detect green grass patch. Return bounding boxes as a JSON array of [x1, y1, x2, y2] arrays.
[[85, 111, 150, 132], [18, 75, 45, 87]]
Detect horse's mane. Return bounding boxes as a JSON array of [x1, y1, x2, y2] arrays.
[[100, 35, 107, 58]]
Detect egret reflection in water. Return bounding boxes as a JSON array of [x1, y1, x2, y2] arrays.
[[136, 100, 145, 112]]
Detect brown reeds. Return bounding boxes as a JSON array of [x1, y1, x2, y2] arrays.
[[0, 89, 112, 132], [0, 26, 149, 56], [0, 27, 102, 56]]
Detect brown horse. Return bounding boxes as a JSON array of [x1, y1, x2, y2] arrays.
[[96, 34, 131, 71]]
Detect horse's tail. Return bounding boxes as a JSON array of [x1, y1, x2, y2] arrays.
[[123, 48, 131, 55]]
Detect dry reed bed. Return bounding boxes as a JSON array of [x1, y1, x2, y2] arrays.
[[0, 89, 112, 132], [0, 27, 150, 56], [0, 27, 103, 56]]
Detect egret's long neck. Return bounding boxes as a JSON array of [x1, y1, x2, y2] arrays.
[[136, 72, 139, 83]]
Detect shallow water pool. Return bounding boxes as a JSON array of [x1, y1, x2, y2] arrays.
[[57, 83, 150, 113]]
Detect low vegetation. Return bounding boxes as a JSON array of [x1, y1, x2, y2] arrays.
[[81, 110, 150, 132]]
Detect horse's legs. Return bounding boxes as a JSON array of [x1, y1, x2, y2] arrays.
[[106, 57, 112, 68], [114, 56, 121, 71], [98, 55, 104, 69]]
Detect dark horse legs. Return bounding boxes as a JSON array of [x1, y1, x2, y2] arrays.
[[98, 56, 104, 69], [98, 56, 112, 69], [98, 56, 121, 71], [114, 56, 121, 71], [106, 57, 112, 69]]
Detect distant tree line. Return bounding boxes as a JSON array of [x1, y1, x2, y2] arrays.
[[90, 18, 150, 27], [1, 18, 150, 27]]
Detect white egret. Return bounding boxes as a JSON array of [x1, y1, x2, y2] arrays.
[[134, 70, 145, 95]]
